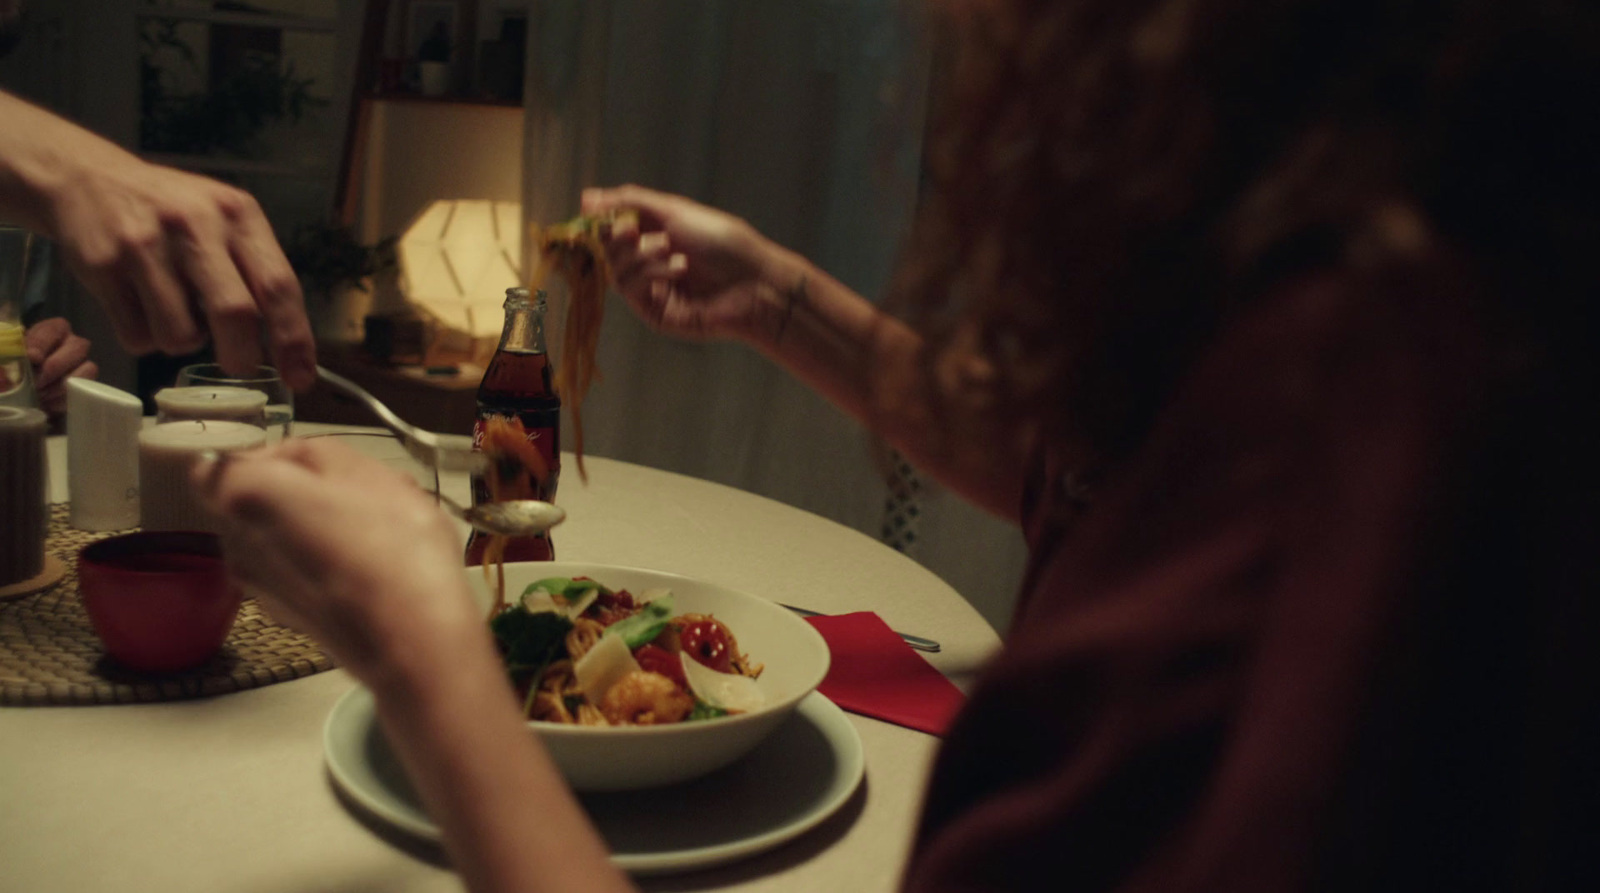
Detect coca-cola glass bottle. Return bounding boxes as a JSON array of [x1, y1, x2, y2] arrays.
[[465, 288, 561, 564]]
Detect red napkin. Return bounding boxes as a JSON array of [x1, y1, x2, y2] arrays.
[[805, 611, 966, 736]]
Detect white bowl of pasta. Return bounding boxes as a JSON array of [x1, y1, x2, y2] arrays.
[[465, 561, 832, 791]]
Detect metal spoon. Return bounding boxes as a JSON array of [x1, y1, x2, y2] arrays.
[[437, 491, 567, 538]]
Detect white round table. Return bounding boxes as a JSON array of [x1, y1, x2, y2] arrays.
[[0, 423, 1002, 893]]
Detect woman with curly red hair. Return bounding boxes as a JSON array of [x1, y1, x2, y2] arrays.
[[201, 1, 1600, 889]]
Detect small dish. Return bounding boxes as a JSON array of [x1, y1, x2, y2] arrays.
[[323, 685, 865, 875], [78, 531, 240, 672]]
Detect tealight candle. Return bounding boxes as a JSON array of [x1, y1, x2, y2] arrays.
[[138, 420, 266, 533], [154, 386, 268, 426]]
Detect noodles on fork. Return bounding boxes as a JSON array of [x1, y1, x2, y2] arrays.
[[526, 212, 634, 483], [478, 415, 551, 614]]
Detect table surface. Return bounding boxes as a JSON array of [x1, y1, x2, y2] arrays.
[[0, 423, 1003, 893]]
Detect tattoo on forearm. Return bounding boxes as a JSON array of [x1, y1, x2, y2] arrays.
[[773, 274, 807, 345]]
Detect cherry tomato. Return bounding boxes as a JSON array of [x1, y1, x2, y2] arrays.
[[634, 644, 687, 688], [680, 619, 733, 673]]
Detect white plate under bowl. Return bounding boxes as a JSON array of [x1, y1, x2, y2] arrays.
[[323, 685, 865, 875]]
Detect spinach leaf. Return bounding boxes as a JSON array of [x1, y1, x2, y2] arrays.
[[523, 576, 612, 603], [491, 607, 574, 682], [689, 700, 729, 722]]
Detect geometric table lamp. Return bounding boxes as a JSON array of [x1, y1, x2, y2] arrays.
[[397, 198, 523, 344]]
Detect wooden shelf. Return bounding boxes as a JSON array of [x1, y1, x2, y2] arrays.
[[135, 4, 337, 33]]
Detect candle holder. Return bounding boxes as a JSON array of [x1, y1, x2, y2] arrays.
[[138, 420, 268, 534], [0, 406, 63, 600], [155, 385, 268, 427], [174, 364, 293, 442]]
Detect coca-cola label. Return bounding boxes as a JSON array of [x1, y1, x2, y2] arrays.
[[470, 412, 560, 504], [471, 417, 550, 449]]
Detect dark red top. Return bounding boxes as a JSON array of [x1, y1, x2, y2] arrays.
[[905, 274, 1600, 891]]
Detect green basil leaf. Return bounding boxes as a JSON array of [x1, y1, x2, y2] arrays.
[[604, 594, 674, 649]]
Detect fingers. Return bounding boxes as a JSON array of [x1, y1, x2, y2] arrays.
[[603, 208, 641, 243], [62, 257, 155, 355], [69, 198, 206, 358], [583, 184, 669, 228], [609, 230, 673, 284], [25, 318, 95, 416], [31, 325, 91, 390], [179, 184, 314, 389], [23, 317, 69, 366], [125, 227, 208, 357], [194, 445, 304, 520], [196, 438, 415, 522], [170, 207, 264, 379], [225, 192, 315, 391], [50, 161, 315, 388], [268, 436, 392, 479]]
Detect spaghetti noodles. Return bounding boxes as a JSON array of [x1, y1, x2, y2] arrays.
[[525, 212, 634, 483], [488, 576, 764, 727], [477, 415, 551, 611]]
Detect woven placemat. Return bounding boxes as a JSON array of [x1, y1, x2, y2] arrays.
[[0, 505, 335, 706]]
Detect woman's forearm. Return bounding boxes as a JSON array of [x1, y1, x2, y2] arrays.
[[366, 622, 634, 893], [581, 183, 1030, 520], [747, 244, 1028, 520]]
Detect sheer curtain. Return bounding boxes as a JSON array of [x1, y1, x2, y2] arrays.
[[523, 1, 1026, 630]]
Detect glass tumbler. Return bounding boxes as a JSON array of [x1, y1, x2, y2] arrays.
[[1, 225, 38, 410], [175, 364, 294, 442]]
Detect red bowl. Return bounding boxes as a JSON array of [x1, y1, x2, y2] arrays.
[[78, 531, 241, 673]]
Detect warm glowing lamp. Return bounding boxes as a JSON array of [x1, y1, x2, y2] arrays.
[[396, 199, 523, 346]]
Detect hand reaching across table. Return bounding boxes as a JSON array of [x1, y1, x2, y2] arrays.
[[0, 89, 315, 390]]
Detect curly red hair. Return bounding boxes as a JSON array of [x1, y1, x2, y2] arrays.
[[891, 0, 1600, 469]]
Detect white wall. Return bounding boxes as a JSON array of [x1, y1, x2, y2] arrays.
[[520, 1, 1028, 631], [355, 97, 523, 244]]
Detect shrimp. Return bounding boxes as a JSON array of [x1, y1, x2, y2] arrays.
[[598, 670, 694, 725]]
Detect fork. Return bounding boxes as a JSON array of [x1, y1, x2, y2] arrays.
[[780, 603, 942, 653], [315, 366, 487, 474]]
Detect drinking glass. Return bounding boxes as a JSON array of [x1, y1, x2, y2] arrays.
[[1, 225, 38, 410], [299, 431, 440, 503], [175, 363, 293, 442]]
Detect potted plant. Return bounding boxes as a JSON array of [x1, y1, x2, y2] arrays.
[[285, 221, 398, 343]]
